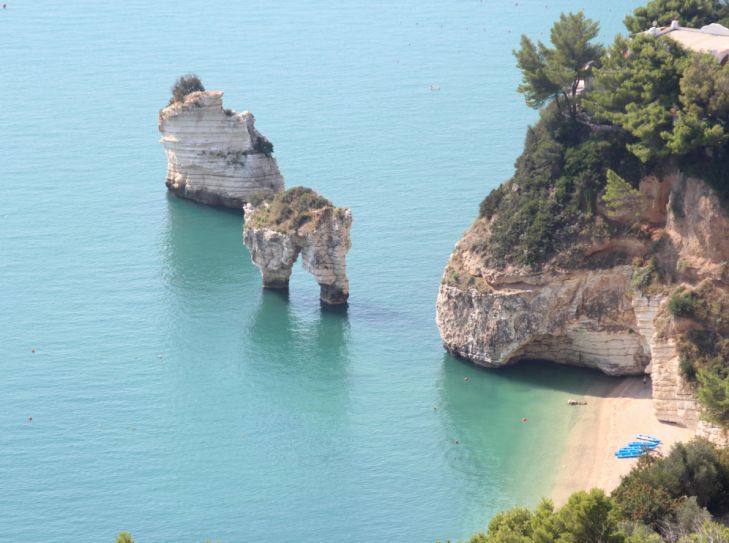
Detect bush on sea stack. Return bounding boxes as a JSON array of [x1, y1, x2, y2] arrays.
[[170, 73, 205, 104]]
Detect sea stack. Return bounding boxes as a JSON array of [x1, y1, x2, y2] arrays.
[[243, 187, 352, 305], [158, 79, 283, 208]]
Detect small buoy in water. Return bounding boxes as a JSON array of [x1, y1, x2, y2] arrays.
[[433, 406, 438, 411], [28, 416, 32, 422], [31, 348, 36, 353], [454, 439, 459, 444], [430, 84, 441, 92], [463, 377, 469, 382], [521, 417, 528, 423]]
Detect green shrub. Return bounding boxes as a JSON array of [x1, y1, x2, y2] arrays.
[[641, 439, 729, 512], [479, 183, 507, 220], [247, 193, 267, 207], [620, 522, 663, 543], [468, 491, 625, 543], [603, 169, 643, 219], [631, 259, 656, 291], [680, 355, 697, 381], [612, 468, 677, 526], [247, 187, 335, 232], [676, 519, 729, 542], [673, 496, 711, 535], [170, 73, 205, 103], [253, 136, 274, 155], [612, 439, 729, 524], [697, 368, 729, 424], [668, 289, 703, 318]]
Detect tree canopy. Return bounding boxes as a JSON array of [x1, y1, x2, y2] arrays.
[[514, 11, 603, 117], [624, 0, 729, 34]]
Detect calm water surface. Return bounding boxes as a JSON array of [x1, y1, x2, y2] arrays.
[[1, 1, 636, 541]]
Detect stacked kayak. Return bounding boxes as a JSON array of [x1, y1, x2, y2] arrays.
[[614, 435, 661, 458]]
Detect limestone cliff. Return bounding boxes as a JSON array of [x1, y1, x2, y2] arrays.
[[158, 90, 284, 208], [243, 187, 352, 305], [437, 171, 729, 441]]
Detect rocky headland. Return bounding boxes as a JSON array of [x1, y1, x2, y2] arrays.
[[437, 168, 729, 444], [243, 187, 352, 305], [158, 89, 283, 208], [435, 64, 729, 447]]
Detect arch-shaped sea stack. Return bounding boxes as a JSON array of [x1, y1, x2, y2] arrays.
[[243, 187, 352, 305]]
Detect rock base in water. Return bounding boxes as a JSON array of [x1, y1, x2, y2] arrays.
[[243, 187, 352, 305]]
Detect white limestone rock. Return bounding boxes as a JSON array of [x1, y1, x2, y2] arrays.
[[243, 188, 352, 305], [436, 267, 649, 376], [159, 90, 284, 208]]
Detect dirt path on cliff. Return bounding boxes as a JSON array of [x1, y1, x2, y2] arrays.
[[550, 376, 694, 505]]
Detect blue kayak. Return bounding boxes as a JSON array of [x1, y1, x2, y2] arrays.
[[628, 441, 658, 448], [615, 451, 645, 458]]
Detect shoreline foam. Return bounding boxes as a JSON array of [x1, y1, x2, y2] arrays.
[[550, 376, 694, 505]]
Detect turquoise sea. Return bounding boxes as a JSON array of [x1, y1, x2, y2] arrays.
[[2, 1, 638, 541]]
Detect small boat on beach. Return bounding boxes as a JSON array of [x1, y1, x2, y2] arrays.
[[615, 451, 644, 458], [615, 436, 662, 458], [628, 441, 658, 449]]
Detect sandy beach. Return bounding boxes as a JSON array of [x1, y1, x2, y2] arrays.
[[550, 376, 694, 505]]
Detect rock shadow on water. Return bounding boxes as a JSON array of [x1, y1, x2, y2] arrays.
[[242, 288, 354, 443], [161, 194, 258, 290], [245, 288, 352, 380], [444, 352, 622, 396], [435, 353, 622, 507]]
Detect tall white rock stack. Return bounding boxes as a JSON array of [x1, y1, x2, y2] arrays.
[[158, 90, 284, 208]]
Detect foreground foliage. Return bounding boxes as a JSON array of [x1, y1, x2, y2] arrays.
[[460, 440, 729, 543]]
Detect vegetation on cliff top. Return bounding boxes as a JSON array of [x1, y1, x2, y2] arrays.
[[476, 0, 729, 271], [246, 187, 342, 232], [455, 439, 729, 543], [169, 73, 205, 104]]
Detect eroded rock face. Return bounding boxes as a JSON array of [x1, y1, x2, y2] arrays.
[[158, 91, 284, 208], [436, 173, 729, 438], [437, 267, 648, 376], [243, 191, 352, 304]]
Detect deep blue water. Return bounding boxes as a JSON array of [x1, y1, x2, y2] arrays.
[[2, 1, 636, 541]]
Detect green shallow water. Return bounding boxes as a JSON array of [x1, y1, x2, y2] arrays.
[[1, 1, 634, 541]]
